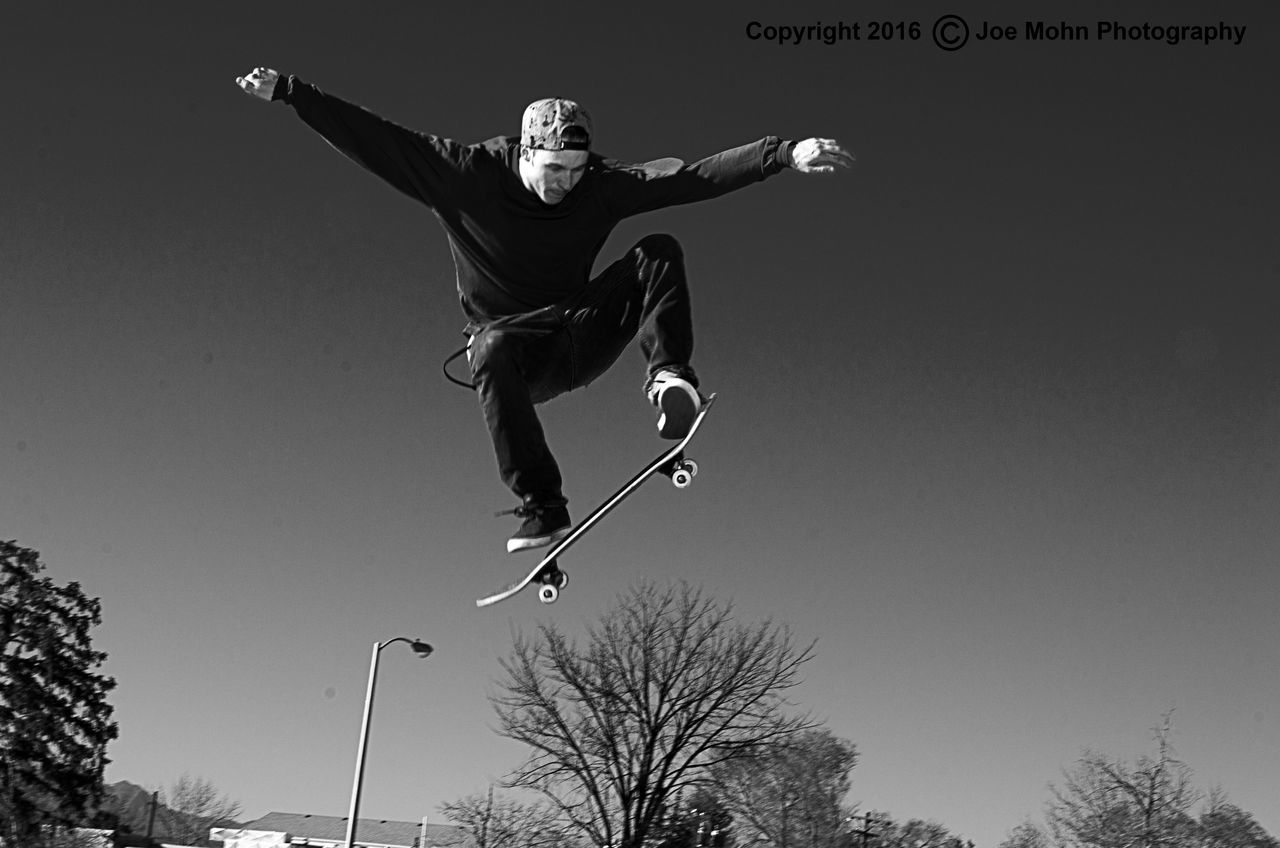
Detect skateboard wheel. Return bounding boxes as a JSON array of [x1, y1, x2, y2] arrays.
[[665, 466, 696, 491], [538, 584, 559, 604], [555, 570, 569, 590]]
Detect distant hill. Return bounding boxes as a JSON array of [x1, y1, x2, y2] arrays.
[[101, 780, 242, 846], [103, 781, 157, 831]]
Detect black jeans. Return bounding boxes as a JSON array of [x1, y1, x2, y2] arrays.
[[467, 234, 694, 500]]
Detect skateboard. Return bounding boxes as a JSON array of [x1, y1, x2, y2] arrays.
[[476, 394, 717, 608]]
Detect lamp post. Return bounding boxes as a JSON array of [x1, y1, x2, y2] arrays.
[[344, 637, 434, 848]]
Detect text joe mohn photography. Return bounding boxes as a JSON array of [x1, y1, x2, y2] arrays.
[[744, 16, 1248, 50]]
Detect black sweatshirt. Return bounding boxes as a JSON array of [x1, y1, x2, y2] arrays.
[[278, 76, 793, 323]]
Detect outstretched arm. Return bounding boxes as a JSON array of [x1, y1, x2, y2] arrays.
[[605, 135, 855, 219], [787, 138, 855, 173], [232, 66, 464, 208]]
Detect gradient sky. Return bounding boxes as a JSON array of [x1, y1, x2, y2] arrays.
[[3, 2, 1278, 846]]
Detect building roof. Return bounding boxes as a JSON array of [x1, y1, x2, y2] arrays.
[[235, 813, 471, 847]]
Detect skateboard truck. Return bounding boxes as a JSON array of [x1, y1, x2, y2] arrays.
[[660, 455, 699, 489], [534, 560, 570, 604]]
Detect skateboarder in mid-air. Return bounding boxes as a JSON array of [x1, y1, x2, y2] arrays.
[[235, 67, 854, 553]]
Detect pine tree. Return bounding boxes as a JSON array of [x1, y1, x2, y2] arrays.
[[1, 541, 118, 847]]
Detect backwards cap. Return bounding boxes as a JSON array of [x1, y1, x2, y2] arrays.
[[522, 98, 593, 151]]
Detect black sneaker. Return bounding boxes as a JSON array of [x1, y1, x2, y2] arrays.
[[505, 495, 571, 553]]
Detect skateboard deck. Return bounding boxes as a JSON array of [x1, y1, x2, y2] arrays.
[[476, 394, 717, 608]]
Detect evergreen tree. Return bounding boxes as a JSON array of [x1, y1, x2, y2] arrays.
[[1, 541, 118, 847]]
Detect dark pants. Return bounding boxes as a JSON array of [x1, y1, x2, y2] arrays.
[[467, 234, 693, 500]]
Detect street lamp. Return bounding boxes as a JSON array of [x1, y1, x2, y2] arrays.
[[344, 637, 435, 848]]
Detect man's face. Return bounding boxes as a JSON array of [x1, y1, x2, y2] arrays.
[[519, 147, 590, 205]]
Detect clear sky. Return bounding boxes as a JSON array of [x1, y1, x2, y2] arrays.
[[3, 2, 1278, 846]]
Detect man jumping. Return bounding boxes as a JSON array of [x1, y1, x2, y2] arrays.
[[235, 67, 853, 553]]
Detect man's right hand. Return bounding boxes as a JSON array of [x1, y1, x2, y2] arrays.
[[789, 138, 855, 174], [235, 67, 280, 101]]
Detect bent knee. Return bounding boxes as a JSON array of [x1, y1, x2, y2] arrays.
[[468, 329, 519, 371], [634, 233, 684, 262]]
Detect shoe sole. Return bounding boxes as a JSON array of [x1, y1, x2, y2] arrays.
[[657, 385, 699, 439], [507, 525, 572, 554]]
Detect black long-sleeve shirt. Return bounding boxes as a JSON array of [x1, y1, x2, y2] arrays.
[[278, 76, 792, 322]]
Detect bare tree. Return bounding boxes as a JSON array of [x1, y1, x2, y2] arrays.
[[1015, 717, 1278, 848], [997, 820, 1052, 848], [711, 729, 857, 848], [492, 582, 816, 848], [1199, 790, 1278, 848], [440, 785, 572, 848], [863, 812, 971, 848], [153, 773, 241, 846], [1048, 714, 1201, 848]]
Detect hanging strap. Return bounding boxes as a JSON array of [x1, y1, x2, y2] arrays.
[[441, 344, 475, 390]]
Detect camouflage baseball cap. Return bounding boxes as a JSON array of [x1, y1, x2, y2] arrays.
[[521, 97, 593, 151]]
